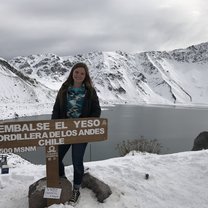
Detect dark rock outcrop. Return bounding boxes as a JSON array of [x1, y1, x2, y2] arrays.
[[81, 172, 112, 203], [28, 177, 72, 208], [192, 131, 208, 151]]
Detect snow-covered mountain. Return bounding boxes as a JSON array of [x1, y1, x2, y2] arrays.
[[1, 42, 208, 119], [0, 58, 56, 119]]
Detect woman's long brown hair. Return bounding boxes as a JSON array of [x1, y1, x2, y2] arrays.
[[63, 62, 94, 92]]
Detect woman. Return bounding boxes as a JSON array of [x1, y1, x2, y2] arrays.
[[51, 62, 101, 205]]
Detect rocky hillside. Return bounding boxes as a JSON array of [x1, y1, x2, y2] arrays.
[[0, 43, 208, 118], [7, 42, 208, 106]]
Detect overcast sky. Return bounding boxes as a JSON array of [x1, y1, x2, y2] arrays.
[[1, 0, 208, 60]]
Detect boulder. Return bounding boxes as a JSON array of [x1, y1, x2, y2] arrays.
[[81, 172, 112, 203], [192, 131, 208, 151], [28, 177, 72, 208]]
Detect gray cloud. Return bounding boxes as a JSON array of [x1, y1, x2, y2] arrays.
[[1, 0, 208, 60]]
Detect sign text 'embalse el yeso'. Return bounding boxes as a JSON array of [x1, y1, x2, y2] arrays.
[[0, 118, 107, 154]]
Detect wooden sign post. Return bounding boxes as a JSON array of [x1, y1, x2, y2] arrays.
[[45, 145, 60, 206], [0, 117, 108, 207]]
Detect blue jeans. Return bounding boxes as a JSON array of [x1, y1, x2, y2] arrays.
[[58, 143, 87, 186]]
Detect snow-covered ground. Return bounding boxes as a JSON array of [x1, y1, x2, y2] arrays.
[[0, 150, 208, 208]]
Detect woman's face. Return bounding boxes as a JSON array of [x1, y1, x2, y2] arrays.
[[72, 67, 86, 86]]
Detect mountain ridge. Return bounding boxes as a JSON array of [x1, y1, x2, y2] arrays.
[[1, 42, 208, 119]]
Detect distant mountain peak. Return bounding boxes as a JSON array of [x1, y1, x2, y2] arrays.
[[1, 42, 208, 119]]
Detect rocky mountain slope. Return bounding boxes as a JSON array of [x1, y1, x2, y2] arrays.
[[0, 42, 208, 119], [8, 42, 208, 105]]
